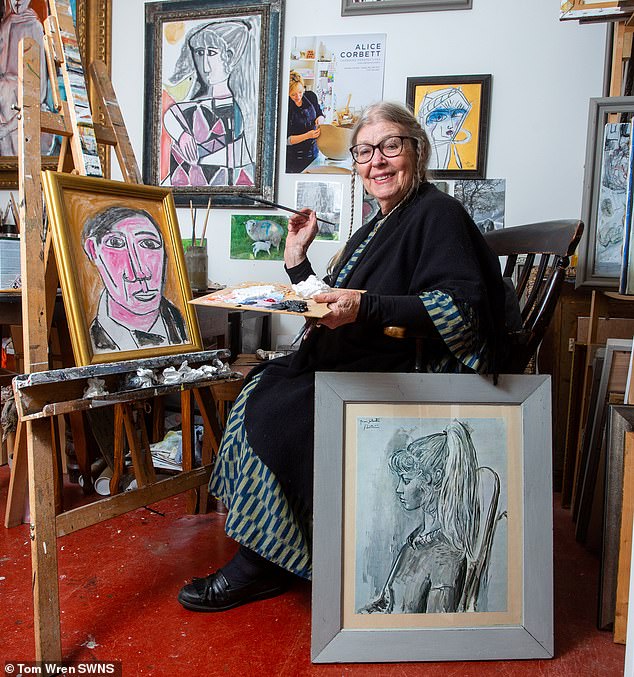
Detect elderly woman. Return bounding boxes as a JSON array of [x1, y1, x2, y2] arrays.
[[178, 101, 508, 612]]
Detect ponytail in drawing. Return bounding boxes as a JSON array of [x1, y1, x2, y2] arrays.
[[438, 420, 480, 559]]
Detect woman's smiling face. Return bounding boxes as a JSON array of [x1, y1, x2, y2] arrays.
[[354, 120, 415, 215]]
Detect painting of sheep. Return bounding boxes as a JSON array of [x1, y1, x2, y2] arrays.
[[230, 214, 288, 260]]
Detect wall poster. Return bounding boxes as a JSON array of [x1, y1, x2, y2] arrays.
[[287, 34, 385, 174]]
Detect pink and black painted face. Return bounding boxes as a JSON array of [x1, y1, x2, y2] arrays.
[[84, 214, 166, 325]]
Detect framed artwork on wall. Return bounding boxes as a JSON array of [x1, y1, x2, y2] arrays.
[[576, 97, 634, 289], [143, 0, 283, 207], [342, 0, 472, 17], [312, 372, 553, 663], [42, 171, 202, 366], [0, 0, 112, 188], [406, 74, 491, 180]]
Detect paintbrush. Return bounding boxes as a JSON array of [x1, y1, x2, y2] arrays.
[[200, 197, 212, 247], [236, 192, 336, 226], [189, 200, 196, 247]]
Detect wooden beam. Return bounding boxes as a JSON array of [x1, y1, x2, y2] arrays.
[[18, 36, 62, 662], [611, 21, 627, 97], [40, 108, 71, 136], [614, 430, 634, 643], [55, 467, 213, 536], [110, 403, 126, 495], [89, 59, 142, 183], [122, 403, 156, 487], [181, 389, 197, 514], [4, 421, 27, 528], [194, 386, 223, 455]]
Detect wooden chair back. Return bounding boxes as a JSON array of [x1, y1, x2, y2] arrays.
[[384, 219, 584, 374], [484, 219, 584, 373]]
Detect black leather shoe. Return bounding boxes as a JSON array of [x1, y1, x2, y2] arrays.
[[177, 570, 287, 612]]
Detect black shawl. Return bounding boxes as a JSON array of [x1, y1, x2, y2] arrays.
[[244, 182, 508, 509]]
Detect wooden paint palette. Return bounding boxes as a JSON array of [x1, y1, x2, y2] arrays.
[[190, 282, 331, 318]]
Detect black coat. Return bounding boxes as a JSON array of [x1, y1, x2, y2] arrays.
[[245, 183, 507, 509]]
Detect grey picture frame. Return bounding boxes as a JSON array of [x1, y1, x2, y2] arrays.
[[576, 96, 634, 288], [601, 404, 634, 630], [142, 0, 283, 207], [575, 338, 631, 542], [341, 0, 471, 16], [312, 372, 553, 663]]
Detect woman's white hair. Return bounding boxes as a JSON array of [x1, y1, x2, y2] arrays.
[[351, 101, 431, 188]]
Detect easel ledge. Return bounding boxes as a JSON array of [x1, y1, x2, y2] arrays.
[[13, 348, 240, 419]]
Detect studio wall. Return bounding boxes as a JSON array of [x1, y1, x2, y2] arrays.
[[95, 0, 610, 340]]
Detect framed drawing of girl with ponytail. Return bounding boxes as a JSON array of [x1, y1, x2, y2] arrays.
[[312, 372, 553, 663]]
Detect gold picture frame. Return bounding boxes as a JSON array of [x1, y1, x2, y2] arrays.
[[42, 171, 202, 366], [0, 0, 112, 188]]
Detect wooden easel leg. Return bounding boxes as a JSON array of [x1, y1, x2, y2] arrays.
[[28, 417, 62, 661], [152, 396, 165, 443], [110, 404, 126, 495], [50, 416, 63, 514], [4, 420, 28, 527], [181, 390, 197, 514], [68, 408, 92, 495], [192, 386, 227, 515], [193, 386, 223, 457], [122, 403, 156, 488], [198, 433, 214, 515]]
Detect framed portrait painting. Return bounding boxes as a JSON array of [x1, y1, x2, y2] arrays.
[[406, 74, 491, 180], [143, 0, 283, 207], [576, 97, 634, 288], [0, 0, 111, 188], [313, 372, 553, 663], [42, 171, 202, 366], [342, 0, 472, 16]]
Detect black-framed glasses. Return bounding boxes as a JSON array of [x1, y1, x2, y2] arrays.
[[349, 136, 414, 164]]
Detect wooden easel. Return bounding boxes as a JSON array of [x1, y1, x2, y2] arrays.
[[4, 0, 141, 529], [10, 1, 240, 661]]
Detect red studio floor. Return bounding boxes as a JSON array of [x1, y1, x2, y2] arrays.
[[0, 464, 626, 676]]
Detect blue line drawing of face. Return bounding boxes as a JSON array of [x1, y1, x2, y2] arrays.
[[418, 87, 472, 171], [425, 106, 469, 137]]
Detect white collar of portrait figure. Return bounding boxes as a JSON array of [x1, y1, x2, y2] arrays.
[[95, 291, 170, 353]]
